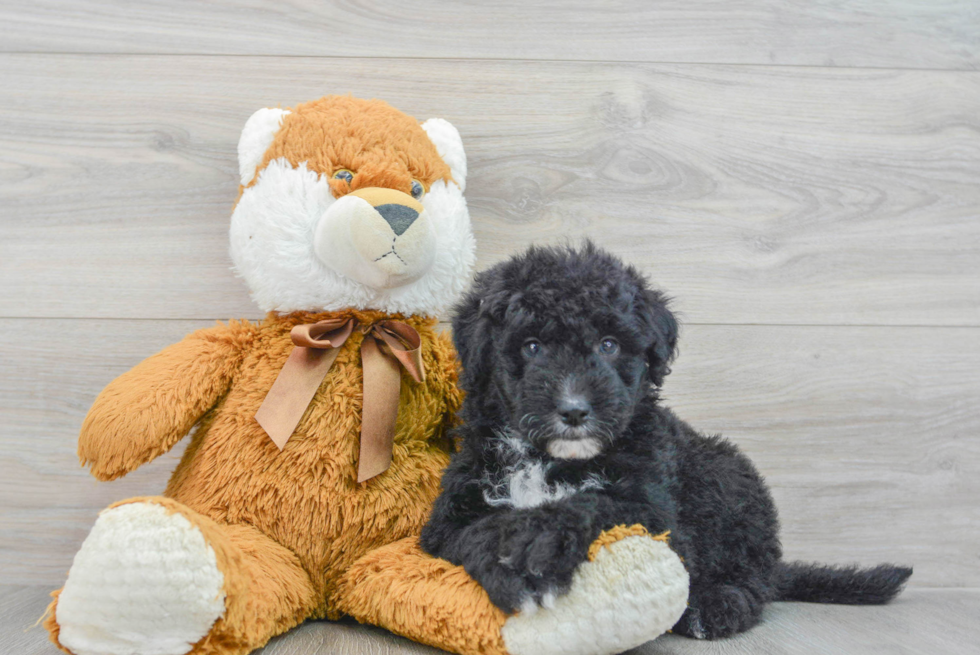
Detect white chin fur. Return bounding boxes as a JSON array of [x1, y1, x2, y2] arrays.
[[230, 158, 475, 316], [546, 437, 603, 460]]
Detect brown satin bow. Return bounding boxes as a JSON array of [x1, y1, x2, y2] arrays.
[[254, 318, 425, 482]]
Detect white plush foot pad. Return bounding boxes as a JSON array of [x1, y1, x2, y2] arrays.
[[501, 536, 689, 655], [56, 502, 226, 655]]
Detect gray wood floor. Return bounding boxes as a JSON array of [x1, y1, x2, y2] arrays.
[[3, 586, 978, 655], [1, 2, 978, 654]]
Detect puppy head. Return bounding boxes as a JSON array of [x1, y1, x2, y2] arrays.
[[453, 242, 677, 460]]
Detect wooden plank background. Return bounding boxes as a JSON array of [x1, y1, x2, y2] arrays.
[[1, 1, 978, 70], [1, 4, 978, 652], [3, 56, 978, 324]]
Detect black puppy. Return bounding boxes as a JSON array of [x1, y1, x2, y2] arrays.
[[420, 242, 911, 639]]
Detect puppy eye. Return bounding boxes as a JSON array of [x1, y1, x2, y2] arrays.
[[598, 337, 620, 355], [410, 180, 425, 200], [333, 169, 354, 184], [522, 339, 542, 358]]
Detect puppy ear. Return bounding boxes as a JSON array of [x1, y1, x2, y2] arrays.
[[640, 290, 678, 387], [421, 118, 467, 192], [451, 282, 510, 399], [238, 107, 290, 186], [451, 293, 493, 397]]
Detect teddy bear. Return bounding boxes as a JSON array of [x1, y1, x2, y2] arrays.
[[44, 95, 690, 655]]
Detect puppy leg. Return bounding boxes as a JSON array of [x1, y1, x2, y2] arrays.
[[672, 581, 767, 639]]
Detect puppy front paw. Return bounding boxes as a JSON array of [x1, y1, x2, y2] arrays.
[[470, 563, 538, 615], [461, 536, 567, 614], [497, 523, 588, 602]]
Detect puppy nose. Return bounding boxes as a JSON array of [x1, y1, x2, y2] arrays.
[[558, 397, 591, 426], [375, 203, 418, 236]]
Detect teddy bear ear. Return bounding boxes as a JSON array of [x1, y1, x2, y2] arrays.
[[238, 107, 290, 186], [421, 118, 467, 192]]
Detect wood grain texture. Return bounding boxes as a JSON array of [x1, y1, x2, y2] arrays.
[[2, 586, 978, 655], [2, 318, 976, 587], [0, 1, 978, 71], [1, 55, 978, 324], [669, 324, 980, 588], [0, 320, 201, 586]]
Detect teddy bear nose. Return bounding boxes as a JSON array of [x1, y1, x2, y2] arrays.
[[375, 203, 419, 236], [347, 187, 425, 237]]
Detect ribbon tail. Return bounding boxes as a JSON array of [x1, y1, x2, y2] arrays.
[[256, 346, 341, 450], [358, 336, 402, 482]]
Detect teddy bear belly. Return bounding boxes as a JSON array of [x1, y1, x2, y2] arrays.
[[163, 398, 449, 600]]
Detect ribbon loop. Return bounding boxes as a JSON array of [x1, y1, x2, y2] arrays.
[[254, 317, 426, 482], [290, 318, 355, 349]]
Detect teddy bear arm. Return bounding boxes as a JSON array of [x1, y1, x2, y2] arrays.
[[336, 536, 510, 655], [79, 323, 250, 481], [336, 528, 689, 655]]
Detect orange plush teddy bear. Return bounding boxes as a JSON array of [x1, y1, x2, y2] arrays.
[[45, 96, 689, 655]]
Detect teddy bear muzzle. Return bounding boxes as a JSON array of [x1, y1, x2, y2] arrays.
[[314, 186, 437, 290]]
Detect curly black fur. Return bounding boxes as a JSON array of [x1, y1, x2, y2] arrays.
[[420, 242, 911, 639]]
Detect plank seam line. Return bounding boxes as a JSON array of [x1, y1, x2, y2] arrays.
[[0, 51, 977, 74]]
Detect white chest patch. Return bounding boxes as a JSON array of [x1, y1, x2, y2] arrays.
[[482, 436, 607, 509]]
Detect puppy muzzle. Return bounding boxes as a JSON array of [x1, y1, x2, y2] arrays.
[[313, 187, 436, 289]]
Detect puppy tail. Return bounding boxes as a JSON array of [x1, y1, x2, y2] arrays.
[[774, 561, 912, 604]]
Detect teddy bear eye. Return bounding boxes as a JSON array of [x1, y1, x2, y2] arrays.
[[333, 169, 354, 184], [410, 180, 425, 200]]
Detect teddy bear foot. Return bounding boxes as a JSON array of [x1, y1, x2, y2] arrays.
[[500, 526, 689, 655], [52, 501, 226, 655]]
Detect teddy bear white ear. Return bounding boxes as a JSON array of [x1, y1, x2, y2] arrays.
[[238, 108, 290, 186], [421, 118, 467, 192]]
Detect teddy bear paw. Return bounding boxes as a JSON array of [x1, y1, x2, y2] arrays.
[[500, 532, 689, 655], [55, 502, 226, 655]]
